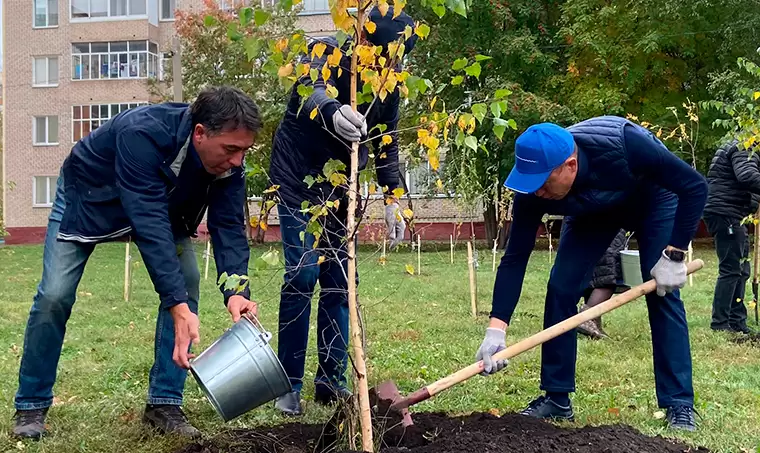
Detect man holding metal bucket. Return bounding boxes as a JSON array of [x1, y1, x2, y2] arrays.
[[267, 7, 417, 416], [475, 117, 708, 431], [12, 86, 261, 440]]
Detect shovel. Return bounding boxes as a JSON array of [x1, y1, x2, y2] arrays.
[[373, 259, 705, 427]]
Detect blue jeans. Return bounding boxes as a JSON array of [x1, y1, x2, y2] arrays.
[[276, 204, 351, 393], [14, 172, 201, 410], [541, 191, 694, 408]]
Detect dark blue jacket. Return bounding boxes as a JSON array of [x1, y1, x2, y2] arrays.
[[491, 116, 708, 322], [269, 29, 415, 207], [58, 103, 250, 309]]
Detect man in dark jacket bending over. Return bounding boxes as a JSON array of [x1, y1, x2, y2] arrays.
[[268, 7, 417, 415], [703, 139, 760, 334], [475, 117, 707, 431], [13, 86, 261, 440]]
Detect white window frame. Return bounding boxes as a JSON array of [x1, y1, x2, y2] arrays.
[[160, 0, 176, 20], [71, 40, 160, 81], [70, 0, 148, 22], [32, 116, 59, 146], [71, 102, 149, 142], [32, 176, 57, 208], [34, 0, 59, 28], [32, 56, 59, 87]]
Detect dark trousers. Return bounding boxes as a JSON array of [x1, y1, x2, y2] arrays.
[[276, 204, 351, 393], [704, 213, 749, 330], [541, 191, 694, 408]]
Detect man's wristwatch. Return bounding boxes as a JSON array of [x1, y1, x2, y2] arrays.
[[664, 248, 686, 262]]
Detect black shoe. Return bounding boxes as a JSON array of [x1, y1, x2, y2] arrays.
[[314, 384, 353, 406], [666, 405, 697, 432], [274, 391, 303, 416], [13, 408, 49, 440], [519, 395, 574, 421], [142, 404, 201, 438], [729, 324, 755, 335]]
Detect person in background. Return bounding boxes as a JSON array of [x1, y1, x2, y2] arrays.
[[576, 228, 630, 339], [703, 138, 760, 334]]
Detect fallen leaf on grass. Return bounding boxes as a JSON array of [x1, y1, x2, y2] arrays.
[[607, 407, 620, 416], [488, 408, 500, 417], [128, 321, 135, 331], [16, 440, 25, 450], [405, 264, 415, 275], [653, 410, 665, 419]]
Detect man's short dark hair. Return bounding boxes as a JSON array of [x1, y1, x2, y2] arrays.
[[190, 86, 263, 136]]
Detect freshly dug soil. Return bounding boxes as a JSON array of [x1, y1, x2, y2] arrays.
[[730, 333, 760, 346], [176, 411, 708, 453]]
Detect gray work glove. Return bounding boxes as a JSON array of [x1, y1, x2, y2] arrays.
[[475, 328, 508, 376], [332, 105, 367, 142], [384, 201, 406, 249], [650, 250, 687, 297]]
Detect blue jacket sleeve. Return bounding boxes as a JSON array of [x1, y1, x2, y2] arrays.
[[624, 124, 708, 250], [490, 194, 543, 323], [299, 45, 348, 133], [114, 128, 189, 310], [371, 95, 401, 195], [207, 168, 251, 304]]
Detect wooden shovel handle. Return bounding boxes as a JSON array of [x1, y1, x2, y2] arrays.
[[423, 259, 705, 399]]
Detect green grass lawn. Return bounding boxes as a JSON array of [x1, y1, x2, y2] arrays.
[[0, 239, 759, 453]]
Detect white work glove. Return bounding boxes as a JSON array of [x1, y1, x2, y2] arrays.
[[332, 105, 367, 142], [384, 201, 406, 250], [475, 328, 508, 376], [650, 250, 687, 297]]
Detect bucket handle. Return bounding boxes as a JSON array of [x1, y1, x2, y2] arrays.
[[243, 312, 273, 344]]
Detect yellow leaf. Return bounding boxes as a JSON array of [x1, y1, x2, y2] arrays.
[[249, 217, 259, 228], [310, 107, 319, 120], [436, 179, 444, 191], [312, 42, 327, 59], [369, 183, 377, 194], [378, 0, 389, 16], [754, 91, 760, 101], [656, 128, 662, 138], [317, 255, 326, 265], [393, 0, 406, 17], [392, 187, 405, 199], [405, 264, 415, 275], [333, 199, 340, 210], [278, 63, 293, 77], [382, 135, 393, 145], [322, 65, 332, 82], [403, 208, 414, 219], [325, 84, 339, 99], [430, 96, 438, 110], [260, 220, 268, 231], [275, 38, 289, 52], [379, 152, 387, 159], [300, 63, 311, 76], [327, 47, 342, 67], [364, 20, 377, 34], [429, 150, 440, 170]]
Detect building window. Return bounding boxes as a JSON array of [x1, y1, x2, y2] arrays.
[[71, 0, 147, 19], [72, 103, 148, 142], [159, 52, 172, 81], [72, 41, 159, 81], [160, 0, 176, 19], [33, 116, 59, 145], [33, 176, 58, 207], [299, 0, 329, 13], [33, 56, 59, 86], [34, 0, 59, 27]]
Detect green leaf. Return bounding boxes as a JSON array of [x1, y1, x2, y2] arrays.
[[495, 88, 511, 99], [452, 58, 468, 71], [203, 14, 218, 27], [490, 101, 501, 118], [325, 85, 339, 99], [279, 0, 293, 11], [446, 0, 467, 17], [370, 123, 388, 134], [464, 135, 478, 151], [416, 23, 431, 38], [336, 30, 350, 48], [465, 62, 482, 79], [451, 75, 464, 86], [254, 9, 271, 26], [301, 200, 310, 210], [474, 54, 492, 62], [261, 249, 280, 267], [243, 37, 261, 61], [226, 22, 243, 41], [239, 6, 253, 25], [417, 78, 430, 94], [471, 103, 487, 124], [217, 271, 229, 288], [323, 159, 347, 179], [455, 130, 465, 147], [492, 118, 508, 140], [507, 119, 517, 130], [299, 231, 306, 243], [432, 4, 446, 17], [310, 68, 319, 82], [297, 84, 314, 98], [253, 257, 269, 271]]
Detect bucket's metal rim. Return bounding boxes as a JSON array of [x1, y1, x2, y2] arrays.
[[189, 314, 292, 422]]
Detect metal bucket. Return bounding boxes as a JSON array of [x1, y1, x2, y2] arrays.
[[620, 249, 644, 287], [189, 313, 291, 422]]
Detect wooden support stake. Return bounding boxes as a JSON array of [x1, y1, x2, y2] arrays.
[[450, 234, 454, 264], [548, 232, 553, 265], [492, 239, 497, 272], [124, 241, 131, 302], [382, 237, 386, 258], [687, 241, 694, 286], [467, 241, 477, 318], [204, 239, 212, 280], [417, 234, 421, 275]]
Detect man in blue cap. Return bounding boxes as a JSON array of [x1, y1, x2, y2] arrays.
[[474, 116, 707, 431], [268, 6, 417, 415]]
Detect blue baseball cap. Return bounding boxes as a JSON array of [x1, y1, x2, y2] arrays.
[[505, 123, 575, 194]]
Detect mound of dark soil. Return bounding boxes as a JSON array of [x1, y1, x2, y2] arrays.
[[176, 411, 708, 453], [729, 333, 760, 346]]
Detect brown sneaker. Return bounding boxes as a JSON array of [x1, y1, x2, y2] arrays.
[[13, 408, 49, 440], [577, 319, 608, 339], [142, 405, 201, 439]]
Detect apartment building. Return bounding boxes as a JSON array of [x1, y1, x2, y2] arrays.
[[1, 0, 483, 245]]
